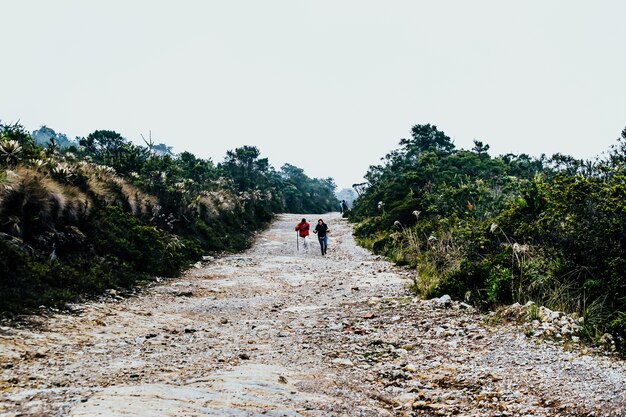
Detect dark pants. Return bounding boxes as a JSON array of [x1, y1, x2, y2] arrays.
[[318, 235, 328, 255]]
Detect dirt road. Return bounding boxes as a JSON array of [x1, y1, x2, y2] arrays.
[[1, 213, 626, 416]]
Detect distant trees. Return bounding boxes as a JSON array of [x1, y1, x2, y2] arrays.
[[336, 188, 357, 209], [280, 163, 337, 213], [32, 125, 75, 150]]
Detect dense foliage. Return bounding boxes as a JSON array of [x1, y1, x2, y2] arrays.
[[0, 123, 338, 315], [350, 124, 626, 355]]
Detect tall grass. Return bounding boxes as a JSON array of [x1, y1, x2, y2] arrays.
[[390, 214, 463, 299]]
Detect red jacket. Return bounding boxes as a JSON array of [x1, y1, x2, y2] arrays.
[[295, 221, 310, 237]]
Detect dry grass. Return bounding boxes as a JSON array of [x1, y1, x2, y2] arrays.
[[0, 167, 89, 235], [392, 216, 462, 298], [80, 161, 157, 216]]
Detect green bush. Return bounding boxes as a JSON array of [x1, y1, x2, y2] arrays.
[[607, 313, 626, 356], [89, 206, 200, 277], [485, 265, 513, 304], [350, 122, 626, 355]]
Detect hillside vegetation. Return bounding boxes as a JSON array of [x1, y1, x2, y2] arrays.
[[0, 123, 338, 315], [350, 124, 626, 355]]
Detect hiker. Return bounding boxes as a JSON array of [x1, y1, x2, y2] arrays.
[[313, 218, 329, 255], [341, 200, 348, 214], [295, 218, 310, 253]]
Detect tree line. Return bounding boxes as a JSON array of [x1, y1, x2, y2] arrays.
[[349, 124, 626, 355], [0, 123, 338, 315]]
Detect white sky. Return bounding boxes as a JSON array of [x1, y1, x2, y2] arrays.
[[2, 1, 625, 189]]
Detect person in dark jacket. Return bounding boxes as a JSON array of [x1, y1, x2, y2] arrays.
[[314, 218, 329, 255], [341, 200, 349, 214]]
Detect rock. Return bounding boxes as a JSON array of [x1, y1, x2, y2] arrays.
[[458, 302, 474, 310], [396, 392, 417, 407], [332, 358, 354, 366], [389, 369, 407, 380], [413, 400, 428, 409], [219, 318, 228, 325], [436, 294, 452, 306], [404, 363, 418, 373], [175, 291, 194, 297]]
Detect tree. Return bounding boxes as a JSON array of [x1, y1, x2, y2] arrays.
[[280, 164, 338, 213], [399, 124, 455, 157], [607, 126, 626, 168], [471, 139, 490, 159], [220, 146, 270, 192], [32, 125, 75, 149], [152, 143, 173, 156], [80, 130, 127, 163]]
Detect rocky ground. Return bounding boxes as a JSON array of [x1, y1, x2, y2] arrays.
[[1, 213, 626, 416]]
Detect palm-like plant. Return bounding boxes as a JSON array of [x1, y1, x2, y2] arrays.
[[30, 159, 49, 172], [0, 139, 23, 167]]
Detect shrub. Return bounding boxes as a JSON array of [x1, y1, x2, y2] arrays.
[[606, 313, 626, 356]]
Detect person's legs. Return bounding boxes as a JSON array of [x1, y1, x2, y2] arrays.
[[303, 236, 309, 253], [318, 236, 325, 255], [323, 236, 328, 255]]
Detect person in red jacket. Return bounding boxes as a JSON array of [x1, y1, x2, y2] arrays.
[[295, 218, 310, 253]]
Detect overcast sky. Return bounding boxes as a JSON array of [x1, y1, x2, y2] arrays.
[[2, 1, 625, 189]]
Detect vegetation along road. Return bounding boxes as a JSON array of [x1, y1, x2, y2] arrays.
[[1, 213, 626, 416]]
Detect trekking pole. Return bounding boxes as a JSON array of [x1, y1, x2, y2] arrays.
[[296, 231, 299, 252]]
